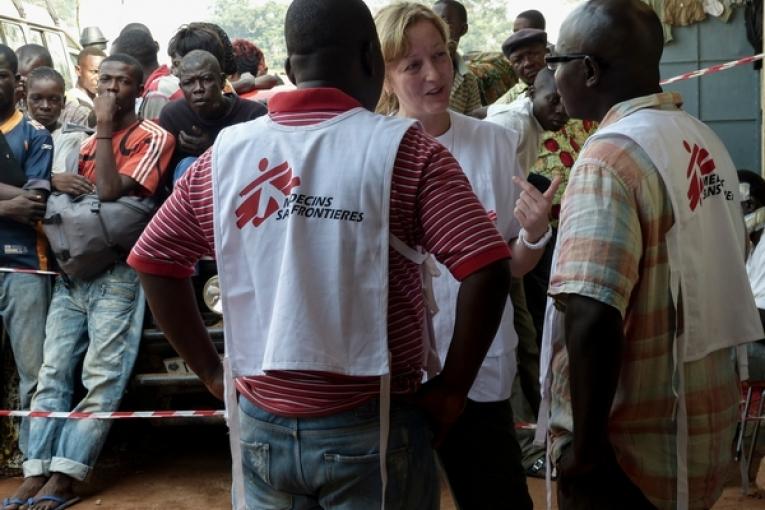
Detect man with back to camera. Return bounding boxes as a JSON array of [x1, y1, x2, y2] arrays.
[[543, 0, 763, 507], [127, 0, 517, 507]]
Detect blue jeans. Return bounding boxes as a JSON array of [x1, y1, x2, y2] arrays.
[[173, 156, 197, 184], [238, 397, 439, 510], [24, 263, 144, 481], [0, 272, 51, 457]]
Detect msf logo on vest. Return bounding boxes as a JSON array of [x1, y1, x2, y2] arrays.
[[236, 158, 301, 229], [684, 140, 733, 212]]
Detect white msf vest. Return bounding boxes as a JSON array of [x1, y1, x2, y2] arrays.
[[433, 111, 523, 401], [211, 108, 415, 378], [592, 108, 762, 361]]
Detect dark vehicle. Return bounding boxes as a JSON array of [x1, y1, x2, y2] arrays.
[[128, 258, 224, 410]]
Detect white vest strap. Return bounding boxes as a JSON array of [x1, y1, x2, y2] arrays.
[[223, 357, 246, 510], [669, 272, 689, 510], [538, 243, 563, 510], [379, 355, 391, 510], [389, 234, 441, 378]]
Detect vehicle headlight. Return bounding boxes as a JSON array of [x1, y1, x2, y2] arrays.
[[203, 275, 222, 315]]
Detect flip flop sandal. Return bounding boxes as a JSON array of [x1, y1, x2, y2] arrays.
[[1, 497, 26, 510], [25, 495, 81, 510]]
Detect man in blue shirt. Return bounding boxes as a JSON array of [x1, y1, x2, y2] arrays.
[[0, 43, 53, 488]]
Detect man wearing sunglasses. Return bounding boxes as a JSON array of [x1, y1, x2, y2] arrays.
[[543, 0, 762, 509]]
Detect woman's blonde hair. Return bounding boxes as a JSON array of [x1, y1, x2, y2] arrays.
[[374, 2, 451, 114]]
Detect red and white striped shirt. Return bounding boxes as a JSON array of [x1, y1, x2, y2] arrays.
[[128, 88, 510, 417], [79, 119, 175, 196]]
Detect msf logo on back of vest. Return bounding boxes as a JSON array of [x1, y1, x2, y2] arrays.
[[236, 158, 301, 229], [684, 140, 734, 212]]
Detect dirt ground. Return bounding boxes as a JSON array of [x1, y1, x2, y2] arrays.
[[1, 420, 765, 509]]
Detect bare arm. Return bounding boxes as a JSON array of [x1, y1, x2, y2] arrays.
[[0, 192, 46, 225], [560, 294, 623, 476], [138, 273, 223, 399], [232, 74, 282, 95], [416, 258, 511, 445], [0, 182, 27, 200], [509, 175, 560, 276], [93, 94, 138, 201]]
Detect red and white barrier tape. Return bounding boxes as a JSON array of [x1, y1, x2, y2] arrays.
[[661, 53, 763, 85], [0, 410, 225, 419], [0, 409, 537, 427], [0, 267, 58, 276]]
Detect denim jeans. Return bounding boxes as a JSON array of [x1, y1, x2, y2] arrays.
[[237, 396, 439, 510], [0, 272, 51, 457], [24, 263, 144, 481], [173, 156, 198, 184]]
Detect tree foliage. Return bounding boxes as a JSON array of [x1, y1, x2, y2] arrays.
[[212, 0, 290, 73], [210, 0, 518, 73], [459, 0, 514, 54], [29, 0, 77, 29]]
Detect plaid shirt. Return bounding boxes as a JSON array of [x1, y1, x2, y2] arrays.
[[548, 92, 740, 509]]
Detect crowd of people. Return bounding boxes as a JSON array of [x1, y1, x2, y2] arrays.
[[0, 0, 762, 508]]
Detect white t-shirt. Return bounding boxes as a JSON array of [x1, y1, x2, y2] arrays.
[[748, 238, 765, 309], [50, 125, 88, 174], [485, 95, 543, 176], [434, 110, 523, 402]]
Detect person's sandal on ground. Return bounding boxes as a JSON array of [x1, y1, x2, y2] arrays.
[[25, 495, 80, 510], [526, 456, 556, 480], [2, 476, 47, 510]]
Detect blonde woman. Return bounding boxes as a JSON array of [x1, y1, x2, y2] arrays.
[[375, 4, 559, 509]]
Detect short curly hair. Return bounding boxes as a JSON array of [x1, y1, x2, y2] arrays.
[[168, 23, 237, 75], [232, 38, 267, 76]]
